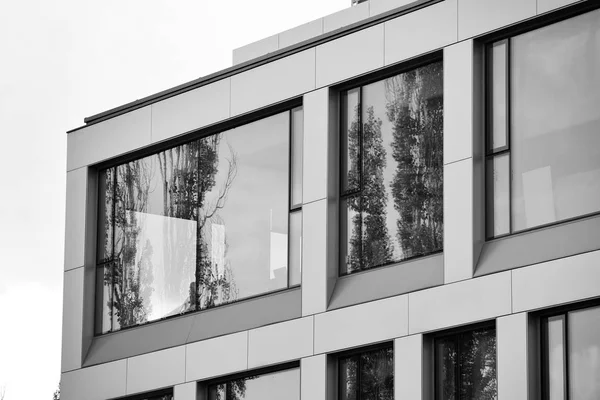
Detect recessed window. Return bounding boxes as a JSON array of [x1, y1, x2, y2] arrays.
[[208, 366, 300, 400], [486, 9, 600, 239], [339, 344, 394, 400], [541, 304, 600, 399], [339, 60, 444, 275], [95, 108, 303, 334], [434, 325, 497, 400]]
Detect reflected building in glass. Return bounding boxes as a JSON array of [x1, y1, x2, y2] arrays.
[[61, 2, 600, 400]]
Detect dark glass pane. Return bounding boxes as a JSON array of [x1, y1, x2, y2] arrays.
[[359, 347, 394, 400], [568, 306, 600, 400], [95, 264, 113, 334], [341, 88, 361, 194], [113, 142, 199, 330], [486, 154, 510, 238], [360, 61, 444, 268], [208, 368, 299, 400], [340, 195, 362, 275], [435, 337, 456, 400], [288, 210, 302, 286], [546, 315, 566, 400], [459, 328, 497, 400], [340, 356, 358, 400], [97, 168, 114, 263], [511, 9, 600, 232], [198, 112, 290, 309], [291, 106, 304, 208], [488, 40, 508, 152]]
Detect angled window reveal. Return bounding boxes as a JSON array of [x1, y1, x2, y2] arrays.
[[339, 344, 394, 400], [208, 366, 300, 400], [95, 108, 303, 334], [486, 9, 600, 239], [340, 60, 444, 275]]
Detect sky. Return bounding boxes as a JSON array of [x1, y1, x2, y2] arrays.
[[0, 0, 347, 398]]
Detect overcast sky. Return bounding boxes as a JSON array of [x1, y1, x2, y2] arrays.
[[0, 0, 347, 398]]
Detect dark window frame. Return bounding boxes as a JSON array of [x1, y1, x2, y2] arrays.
[[114, 388, 173, 400], [336, 342, 394, 400], [337, 51, 444, 276], [94, 100, 304, 336], [431, 321, 497, 400], [483, 1, 600, 241], [204, 361, 300, 400], [537, 298, 600, 400]]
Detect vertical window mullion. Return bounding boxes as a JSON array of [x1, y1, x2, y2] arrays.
[[357, 86, 364, 271], [564, 313, 570, 400], [506, 38, 513, 235], [110, 167, 117, 332], [456, 334, 461, 400]]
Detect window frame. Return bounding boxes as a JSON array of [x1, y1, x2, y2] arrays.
[[203, 361, 300, 400], [336, 51, 444, 276], [537, 299, 600, 400], [431, 321, 497, 400], [115, 388, 173, 400], [336, 341, 395, 400], [483, 1, 600, 241], [93, 99, 303, 336]]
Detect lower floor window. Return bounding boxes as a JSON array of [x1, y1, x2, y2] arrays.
[[339, 344, 394, 400], [434, 325, 497, 400], [208, 366, 299, 400], [542, 304, 600, 399]]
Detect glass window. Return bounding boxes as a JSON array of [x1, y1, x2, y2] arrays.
[[486, 9, 600, 238], [339, 345, 394, 400], [542, 305, 600, 400], [208, 367, 300, 400], [340, 60, 444, 275], [96, 109, 303, 334], [434, 326, 497, 400]]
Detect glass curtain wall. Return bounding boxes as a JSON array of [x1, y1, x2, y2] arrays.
[[95, 109, 303, 334]]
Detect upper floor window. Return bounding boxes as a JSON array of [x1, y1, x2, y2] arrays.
[[339, 344, 394, 400], [95, 108, 303, 334], [208, 366, 300, 400], [541, 303, 600, 399], [340, 60, 444, 275], [434, 324, 497, 400], [486, 9, 600, 239]]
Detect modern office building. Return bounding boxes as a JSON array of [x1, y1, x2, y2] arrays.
[[60, 0, 600, 399]]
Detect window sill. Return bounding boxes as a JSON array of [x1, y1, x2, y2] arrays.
[[328, 253, 444, 311], [83, 287, 301, 367], [475, 214, 600, 277]]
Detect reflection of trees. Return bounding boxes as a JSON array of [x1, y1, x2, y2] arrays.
[[341, 347, 394, 400], [211, 378, 252, 400], [386, 62, 443, 259], [101, 133, 240, 331], [346, 105, 394, 273], [438, 328, 497, 399]]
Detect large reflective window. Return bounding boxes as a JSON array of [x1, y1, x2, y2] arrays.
[[339, 346, 394, 400], [340, 61, 444, 274], [435, 326, 497, 400], [487, 9, 600, 238], [208, 367, 299, 400], [543, 305, 600, 400], [96, 109, 302, 333]]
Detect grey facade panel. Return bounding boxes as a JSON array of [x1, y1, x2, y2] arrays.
[[84, 288, 301, 366], [475, 214, 600, 277], [328, 253, 444, 311]]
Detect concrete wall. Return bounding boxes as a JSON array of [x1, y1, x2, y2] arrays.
[[62, 1, 596, 399]]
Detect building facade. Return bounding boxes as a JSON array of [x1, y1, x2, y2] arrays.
[[61, 0, 600, 399]]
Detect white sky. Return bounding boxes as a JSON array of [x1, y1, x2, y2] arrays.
[[0, 0, 347, 398]]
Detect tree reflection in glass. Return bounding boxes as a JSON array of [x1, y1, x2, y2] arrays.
[[208, 367, 299, 400], [340, 61, 443, 274], [339, 346, 394, 400], [435, 327, 497, 400], [96, 111, 300, 333]]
